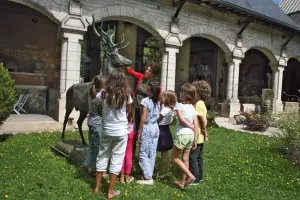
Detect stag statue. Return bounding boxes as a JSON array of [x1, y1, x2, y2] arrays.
[[61, 14, 132, 145]]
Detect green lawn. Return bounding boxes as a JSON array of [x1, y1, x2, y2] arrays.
[[0, 127, 299, 200]]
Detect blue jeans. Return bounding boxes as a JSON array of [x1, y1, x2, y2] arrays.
[[83, 123, 101, 172]]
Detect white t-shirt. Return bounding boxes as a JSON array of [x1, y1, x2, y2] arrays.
[[174, 103, 196, 135], [159, 106, 174, 125], [102, 95, 133, 136]]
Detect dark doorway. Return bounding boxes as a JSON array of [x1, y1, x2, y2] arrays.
[[239, 49, 271, 102]]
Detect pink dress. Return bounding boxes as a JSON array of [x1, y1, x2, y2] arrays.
[[121, 122, 134, 174]]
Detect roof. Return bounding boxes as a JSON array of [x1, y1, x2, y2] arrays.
[[190, 0, 300, 33], [279, 0, 300, 14]]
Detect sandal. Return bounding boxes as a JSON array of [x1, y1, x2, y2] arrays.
[[126, 176, 134, 184]]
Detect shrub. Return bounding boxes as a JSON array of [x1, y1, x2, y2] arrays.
[[207, 109, 218, 127], [0, 62, 17, 124], [243, 113, 271, 132], [244, 118, 269, 132], [276, 113, 300, 166]]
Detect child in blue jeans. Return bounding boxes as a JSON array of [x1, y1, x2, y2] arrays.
[[83, 75, 106, 174]]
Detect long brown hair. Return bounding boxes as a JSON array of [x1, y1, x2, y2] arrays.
[[102, 69, 130, 110]]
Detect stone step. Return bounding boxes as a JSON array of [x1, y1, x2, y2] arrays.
[[0, 114, 88, 134]]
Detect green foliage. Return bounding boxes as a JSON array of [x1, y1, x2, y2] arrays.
[[276, 113, 300, 167], [143, 37, 162, 66], [207, 109, 218, 127], [1, 128, 300, 199], [0, 63, 17, 124]]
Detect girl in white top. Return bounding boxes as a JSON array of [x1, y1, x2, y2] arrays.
[[157, 90, 177, 178], [172, 83, 198, 189], [93, 69, 132, 199]]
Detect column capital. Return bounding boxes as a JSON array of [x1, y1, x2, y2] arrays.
[[165, 46, 180, 54], [61, 31, 84, 41], [61, 14, 88, 36], [233, 57, 242, 65]]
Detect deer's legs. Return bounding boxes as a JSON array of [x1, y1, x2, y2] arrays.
[[78, 111, 88, 146], [61, 107, 74, 141]]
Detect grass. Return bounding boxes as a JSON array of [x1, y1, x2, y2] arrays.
[[0, 127, 300, 200]]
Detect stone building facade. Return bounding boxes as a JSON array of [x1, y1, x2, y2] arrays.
[[1, 0, 300, 122]]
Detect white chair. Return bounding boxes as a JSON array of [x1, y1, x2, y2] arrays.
[[13, 93, 29, 115]]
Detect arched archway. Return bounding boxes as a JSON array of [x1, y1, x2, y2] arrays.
[[0, 0, 60, 116], [87, 5, 166, 47], [282, 58, 300, 102], [9, 0, 61, 24], [238, 49, 273, 102], [84, 18, 162, 84], [176, 36, 229, 99]]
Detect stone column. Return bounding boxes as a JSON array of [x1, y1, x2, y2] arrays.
[[277, 66, 285, 103], [161, 51, 168, 92], [58, 31, 84, 123], [232, 58, 241, 103], [271, 64, 285, 113], [165, 47, 179, 91], [221, 57, 242, 119], [272, 66, 279, 100], [226, 61, 234, 100]]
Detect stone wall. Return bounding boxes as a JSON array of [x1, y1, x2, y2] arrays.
[[1, 0, 61, 114]]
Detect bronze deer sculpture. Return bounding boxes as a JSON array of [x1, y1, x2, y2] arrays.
[[61, 15, 132, 145]]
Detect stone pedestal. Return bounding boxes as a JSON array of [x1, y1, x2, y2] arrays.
[[242, 103, 256, 113], [283, 102, 299, 114], [221, 103, 241, 119], [51, 140, 88, 165]]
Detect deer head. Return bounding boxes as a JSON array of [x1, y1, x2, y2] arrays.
[[86, 15, 132, 74]]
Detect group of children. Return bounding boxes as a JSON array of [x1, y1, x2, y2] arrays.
[[83, 68, 209, 199]]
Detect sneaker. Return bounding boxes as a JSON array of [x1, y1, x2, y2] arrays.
[[189, 181, 199, 185], [137, 179, 154, 185], [189, 179, 204, 186]]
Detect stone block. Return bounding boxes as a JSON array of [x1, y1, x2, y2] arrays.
[[221, 102, 241, 119], [283, 102, 299, 114], [242, 104, 255, 113]]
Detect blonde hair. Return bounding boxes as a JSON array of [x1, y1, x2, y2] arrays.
[[161, 90, 177, 109]]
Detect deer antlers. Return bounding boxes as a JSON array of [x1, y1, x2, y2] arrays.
[[86, 14, 129, 51]]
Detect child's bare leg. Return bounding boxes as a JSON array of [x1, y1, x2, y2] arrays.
[[181, 148, 192, 184], [172, 147, 194, 185], [107, 173, 120, 199], [120, 173, 125, 183], [92, 171, 103, 194], [159, 151, 170, 176]]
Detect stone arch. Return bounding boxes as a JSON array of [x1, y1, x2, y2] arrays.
[[246, 46, 278, 65], [292, 56, 300, 62], [181, 26, 233, 58], [9, 0, 61, 24], [88, 5, 166, 47]]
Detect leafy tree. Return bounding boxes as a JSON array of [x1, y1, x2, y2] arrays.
[[0, 62, 17, 125]]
